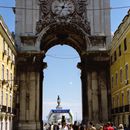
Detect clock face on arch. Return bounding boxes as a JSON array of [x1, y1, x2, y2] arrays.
[[51, 0, 75, 17]]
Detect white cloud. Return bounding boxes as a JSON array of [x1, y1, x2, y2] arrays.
[[111, 32, 114, 35], [111, 32, 114, 37]]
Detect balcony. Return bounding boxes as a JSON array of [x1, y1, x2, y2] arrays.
[[1, 105, 6, 113], [124, 80, 129, 85], [125, 104, 130, 112], [3, 50, 7, 55], [8, 107, 13, 113], [111, 105, 130, 114], [2, 79, 8, 85]]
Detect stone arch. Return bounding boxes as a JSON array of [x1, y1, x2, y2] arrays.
[[36, 22, 91, 55], [35, 22, 91, 124], [15, 19, 110, 130]]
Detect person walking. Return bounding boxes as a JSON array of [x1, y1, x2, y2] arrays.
[[61, 122, 68, 130], [88, 122, 96, 130], [73, 121, 79, 130], [118, 124, 124, 130], [107, 122, 114, 130]]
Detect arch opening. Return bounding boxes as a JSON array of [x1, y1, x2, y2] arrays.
[[42, 45, 82, 124], [38, 23, 89, 55]]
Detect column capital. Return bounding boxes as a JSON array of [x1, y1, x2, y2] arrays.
[[17, 52, 47, 72], [77, 61, 87, 70]]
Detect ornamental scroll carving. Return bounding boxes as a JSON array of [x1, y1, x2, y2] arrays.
[[36, 0, 90, 34], [76, 0, 88, 15], [39, 0, 51, 16]]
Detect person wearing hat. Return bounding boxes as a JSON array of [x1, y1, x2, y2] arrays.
[[118, 124, 124, 130]]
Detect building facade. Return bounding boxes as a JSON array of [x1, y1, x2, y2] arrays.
[[15, 0, 111, 130], [0, 16, 17, 130], [110, 10, 130, 126]]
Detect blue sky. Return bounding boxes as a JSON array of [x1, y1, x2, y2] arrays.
[[0, 0, 130, 121]]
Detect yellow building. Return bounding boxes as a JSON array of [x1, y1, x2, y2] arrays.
[[0, 16, 17, 130], [110, 10, 130, 126]]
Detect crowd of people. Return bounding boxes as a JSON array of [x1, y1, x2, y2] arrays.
[[43, 121, 130, 130]]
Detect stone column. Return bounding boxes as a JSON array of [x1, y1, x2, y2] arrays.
[[78, 57, 89, 124], [19, 71, 26, 121], [82, 58, 110, 123], [16, 53, 46, 130], [91, 71, 99, 121], [98, 71, 108, 122], [87, 72, 92, 121]]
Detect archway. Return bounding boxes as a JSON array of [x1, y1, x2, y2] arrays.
[[15, 22, 110, 130], [38, 23, 89, 124], [42, 45, 82, 123]]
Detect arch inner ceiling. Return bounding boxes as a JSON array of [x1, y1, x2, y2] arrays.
[[39, 23, 89, 56]]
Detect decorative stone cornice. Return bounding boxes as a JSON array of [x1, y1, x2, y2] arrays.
[[87, 36, 106, 50], [113, 9, 130, 40], [20, 35, 38, 46], [17, 51, 45, 63], [16, 52, 47, 71]]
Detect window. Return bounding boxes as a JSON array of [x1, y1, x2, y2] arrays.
[[11, 51, 13, 60], [120, 69, 123, 83], [3, 39, 5, 52], [119, 45, 121, 56], [7, 69, 9, 81], [116, 72, 118, 86], [10, 73, 12, 86], [111, 76, 114, 88], [124, 38, 127, 51], [125, 64, 129, 80], [6, 93, 8, 107], [13, 55, 15, 62], [10, 95, 12, 112], [1, 91, 3, 105], [127, 90, 130, 104], [114, 51, 117, 61], [7, 46, 9, 56], [122, 93, 124, 106], [10, 95, 12, 107], [2, 65, 4, 80], [117, 95, 119, 107]]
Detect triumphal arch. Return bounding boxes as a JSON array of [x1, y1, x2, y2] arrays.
[[14, 0, 111, 130]]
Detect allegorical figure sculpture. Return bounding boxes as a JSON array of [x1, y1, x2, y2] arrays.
[[57, 95, 61, 107]]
